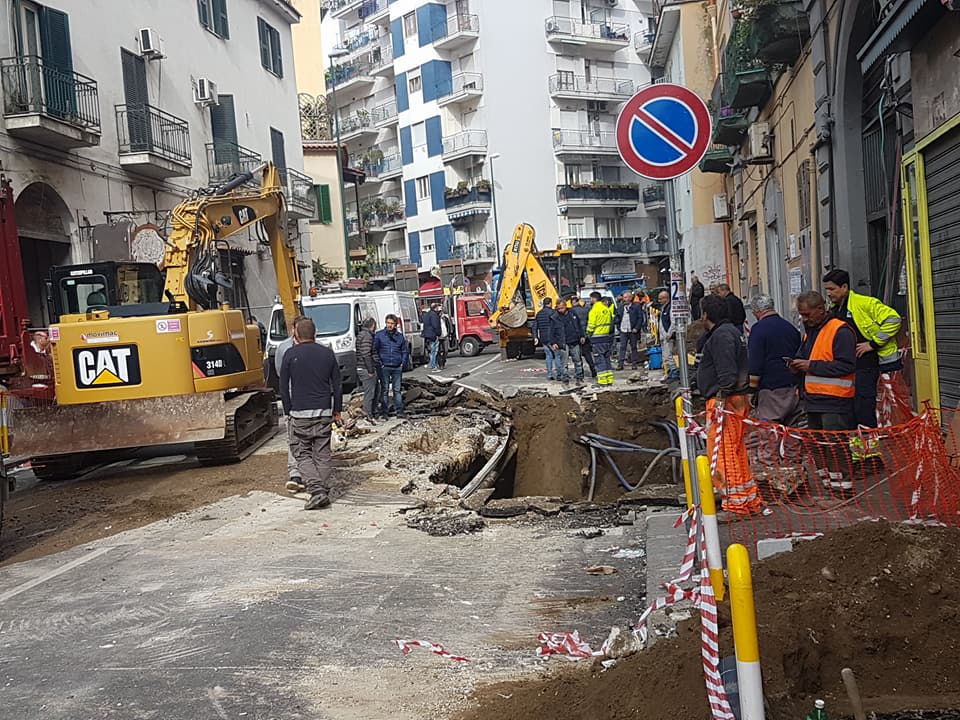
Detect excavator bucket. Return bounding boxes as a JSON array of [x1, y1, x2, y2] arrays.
[[498, 292, 530, 329], [8, 393, 226, 459]]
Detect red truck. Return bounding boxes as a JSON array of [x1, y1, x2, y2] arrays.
[[453, 294, 496, 356]]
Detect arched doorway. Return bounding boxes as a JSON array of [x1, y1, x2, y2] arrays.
[[15, 182, 73, 326]]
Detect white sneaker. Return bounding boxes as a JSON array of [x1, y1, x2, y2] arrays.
[[286, 478, 306, 493]]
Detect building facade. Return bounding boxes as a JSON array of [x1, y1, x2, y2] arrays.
[[4, 0, 313, 325], [323, 0, 670, 290]]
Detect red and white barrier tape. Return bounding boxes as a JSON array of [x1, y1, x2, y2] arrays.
[[395, 638, 471, 662], [535, 630, 606, 659]]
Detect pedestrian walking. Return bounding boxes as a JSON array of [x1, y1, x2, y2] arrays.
[[555, 300, 586, 383], [689, 273, 705, 321], [423, 301, 442, 370], [279, 317, 343, 511], [789, 291, 857, 492], [275, 315, 308, 491], [356, 317, 381, 421], [822, 268, 902, 435], [614, 291, 644, 370], [374, 314, 410, 417], [437, 306, 454, 370], [586, 292, 615, 386], [657, 290, 680, 382], [697, 295, 763, 516], [715, 283, 747, 333], [535, 298, 560, 380], [569, 294, 597, 378]]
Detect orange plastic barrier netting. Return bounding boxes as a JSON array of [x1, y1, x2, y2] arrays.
[[702, 404, 960, 554]]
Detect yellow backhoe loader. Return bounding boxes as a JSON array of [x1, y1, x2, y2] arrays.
[[12, 163, 302, 479], [489, 223, 575, 358]]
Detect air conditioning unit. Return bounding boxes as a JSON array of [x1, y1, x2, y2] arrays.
[[713, 193, 732, 222], [138, 28, 164, 59], [194, 77, 219, 106], [546, 18, 560, 32], [748, 121, 773, 164]]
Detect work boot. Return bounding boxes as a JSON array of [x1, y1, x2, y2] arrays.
[[285, 478, 305, 493], [616, 364, 624, 371], [304, 491, 331, 510]]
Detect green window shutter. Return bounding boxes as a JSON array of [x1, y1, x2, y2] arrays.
[[270, 26, 282, 77], [213, 0, 229, 38], [315, 184, 332, 223], [258, 18, 270, 71], [197, 0, 211, 29], [39, 7, 72, 72], [210, 94, 238, 164], [270, 127, 286, 171]]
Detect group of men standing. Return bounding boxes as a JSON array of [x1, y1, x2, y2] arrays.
[[697, 268, 901, 515], [534, 291, 649, 386]]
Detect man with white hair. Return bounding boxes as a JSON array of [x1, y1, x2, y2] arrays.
[[747, 294, 801, 424]]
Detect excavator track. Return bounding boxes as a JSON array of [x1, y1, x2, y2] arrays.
[[194, 390, 279, 466]]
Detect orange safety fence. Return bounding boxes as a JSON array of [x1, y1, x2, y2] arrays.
[[686, 401, 960, 556]]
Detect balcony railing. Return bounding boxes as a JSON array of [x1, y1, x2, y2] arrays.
[[334, 27, 383, 55], [115, 104, 190, 164], [327, 57, 374, 88], [368, 43, 393, 73], [434, 13, 479, 41], [286, 168, 316, 218], [340, 110, 376, 135], [350, 152, 402, 179], [0, 55, 100, 131], [368, 258, 402, 276], [551, 128, 617, 153], [358, 0, 388, 19], [451, 242, 498, 261], [634, 31, 656, 57], [322, 0, 363, 15], [371, 100, 397, 125], [548, 74, 634, 98], [556, 184, 640, 203], [442, 129, 488, 157], [299, 93, 331, 141], [436, 72, 483, 103], [205, 142, 262, 185], [544, 16, 630, 43], [445, 185, 492, 209], [561, 236, 668, 256]]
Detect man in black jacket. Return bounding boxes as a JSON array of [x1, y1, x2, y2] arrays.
[[555, 300, 586, 383], [689, 273, 705, 320], [422, 302, 442, 370], [568, 294, 597, 378], [280, 317, 343, 510], [534, 298, 560, 380], [715, 283, 747, 333], [355, 317, 380, 421]]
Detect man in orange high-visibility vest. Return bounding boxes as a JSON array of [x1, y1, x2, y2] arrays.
[[789, 291, 857, 493], [697, 294, 764, 516]]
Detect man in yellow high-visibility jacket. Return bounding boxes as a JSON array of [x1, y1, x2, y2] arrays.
[[586, 292, 615, 386]]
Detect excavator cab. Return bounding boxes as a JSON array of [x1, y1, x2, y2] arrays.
[[46, 262, 167, 323], [538, 249, 576, 300]]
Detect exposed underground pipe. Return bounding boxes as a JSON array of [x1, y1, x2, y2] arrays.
[[459, 428, 512, 500], [588, 445, 598, 503]]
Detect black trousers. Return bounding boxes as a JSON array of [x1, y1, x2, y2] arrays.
[[854, 365, 880, 428]]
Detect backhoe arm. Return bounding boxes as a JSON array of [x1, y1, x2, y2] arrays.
[[489, 223, 536, 327]]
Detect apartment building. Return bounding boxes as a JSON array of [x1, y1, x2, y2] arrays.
[[323, 0, 668, 289], [3, 0, 313, 324]]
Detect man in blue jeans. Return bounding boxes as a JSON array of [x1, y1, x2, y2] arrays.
[[374, 314, 410, 417], [535, 298, 560, 380], [422, 302, 442, 370]]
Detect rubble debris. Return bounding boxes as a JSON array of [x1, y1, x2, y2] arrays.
[[601, 626, 643, 660], [479, 498, 531, 518], [460, 488, 495, 512], [405, 508, 486, 536], [585, 565, 617, 575], [617, 484, 686, 506]]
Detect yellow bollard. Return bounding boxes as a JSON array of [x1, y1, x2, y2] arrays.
[[675, 395, 693, 509], [696, 455, 725, 601], [727, 543, 764, 720]]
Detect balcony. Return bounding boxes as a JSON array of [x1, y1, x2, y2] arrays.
[[560, 236, 668, 257], [434, 13, 480, 51], [322, 0, 363, 19], [115, 104, 191, 179], [368, 258, 401, 277], [556, 183, 640, 209], [0, 56, 100, 149], [361, 0, 390, 24], [205, 142, 262, 187], [350, 197, 406, 236], [723, 23, 772, 110], [548, 74, 634, 102], [634, 31, 656, 62], [442, 129, 487, 162], [333, 27, 382, 58], [545, 16, 630, 51], [327, 57, 375, 94], [699, 145, 734, 174], [551, 128, 619, 156], [371, 100, 398, 128], [349, 152, 402, 182], [369, 44, 394, 77], [284, 168, 316, 220], [445, 184, 492, 225], [436, 72, 483, 108], [339, 110, 378, 142], [642, 184, 666, 213], [752, 1, 810, 65], [451, 242, 498, 264], [712, 109, 750, 146]]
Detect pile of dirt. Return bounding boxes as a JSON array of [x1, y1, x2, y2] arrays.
[[508, 387, 675, 503], [458, 521, 960, 720]]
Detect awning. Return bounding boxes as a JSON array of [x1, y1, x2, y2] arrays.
[[648, 6, 681, 69], [447, 207, 490, 221], [857, 0, 944, 73]]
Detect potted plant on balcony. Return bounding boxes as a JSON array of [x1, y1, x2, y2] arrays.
[[361, 147, 384, 172], [475, 178, 491, 193], [713, 107, 751, 145], [723, 21, 772, 110], [729, 0, 810, 65]]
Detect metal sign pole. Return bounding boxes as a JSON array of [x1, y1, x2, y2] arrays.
[[664, 180, 700, 510]]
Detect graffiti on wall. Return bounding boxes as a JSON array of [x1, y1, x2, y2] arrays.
[[699, 263, 725, 288]]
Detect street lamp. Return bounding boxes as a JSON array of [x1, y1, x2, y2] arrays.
[[488, 152, 502, 260], [328, 47, 351, 279]]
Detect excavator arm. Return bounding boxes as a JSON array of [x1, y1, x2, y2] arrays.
[[489, 223, 562, 330]]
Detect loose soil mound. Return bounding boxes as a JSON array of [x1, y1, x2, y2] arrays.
[[509, 388, 675, 502], [459, 521, 960, 720]]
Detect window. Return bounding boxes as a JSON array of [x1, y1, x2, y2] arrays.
[[797, 160, 811, 229], [198, 0, 230, 39], [416, 176, 430, 199], [465, 299, 488, 318], [408, 69, 422, 94], [270, 127, 286, 172], [315, 184, 332, 223], [210, 94, 238, 163], [403, 12, 417, 37], [411, 120, 426, 147], [258, 17, 283, 77]]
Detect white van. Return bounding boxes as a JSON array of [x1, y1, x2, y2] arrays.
[[265, 291, 424, 389]]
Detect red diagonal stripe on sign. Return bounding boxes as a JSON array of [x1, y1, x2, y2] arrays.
[[634, 105, 696, 156]]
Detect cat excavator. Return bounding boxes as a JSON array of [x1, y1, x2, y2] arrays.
[[11, 162, 303, 479], [489, 223, 575, 358]]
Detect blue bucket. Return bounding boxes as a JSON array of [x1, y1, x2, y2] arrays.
[[648, 346, 662, 370]]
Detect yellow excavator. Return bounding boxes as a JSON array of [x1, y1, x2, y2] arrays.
[[12, 162, 303, 479], [489, 223, 575, 358]]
